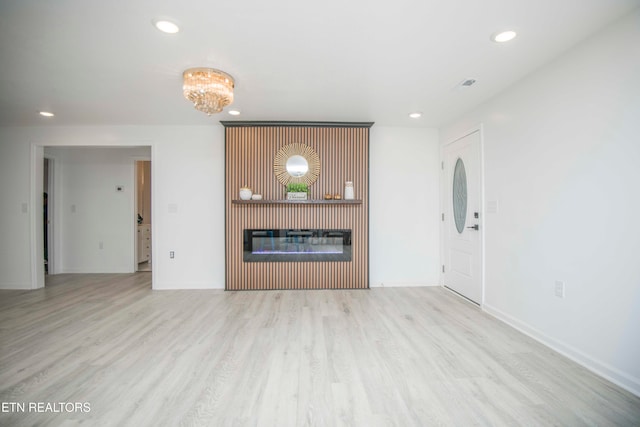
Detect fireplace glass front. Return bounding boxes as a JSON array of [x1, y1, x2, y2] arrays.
[[243, 229, 352, 262]]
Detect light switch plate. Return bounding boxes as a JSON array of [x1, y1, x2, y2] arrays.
[[555, 281, 565, 298]]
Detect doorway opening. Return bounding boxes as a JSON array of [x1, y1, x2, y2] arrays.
[[31, 145, 153, 289], [136, 160, 152, 272], [43, 157, 52, 274]]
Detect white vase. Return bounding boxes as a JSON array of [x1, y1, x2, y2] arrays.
[[239, 187, 253, 200], [344, 181, 354, 200]]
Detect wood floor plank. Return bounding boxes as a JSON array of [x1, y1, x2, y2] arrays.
[[0, 273, 639, 426]]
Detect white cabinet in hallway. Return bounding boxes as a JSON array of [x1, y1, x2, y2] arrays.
[[137, 224, 151, 264]]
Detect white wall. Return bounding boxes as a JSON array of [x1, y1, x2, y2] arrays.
[[152, 131, 225, 289], [45, 147, 150, 273], [441, 10, 640, 396], [0, 136, 32, 289], [370, 126, 441, 287]]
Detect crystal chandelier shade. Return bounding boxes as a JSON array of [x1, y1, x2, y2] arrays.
[[183, 68, 235, 115]]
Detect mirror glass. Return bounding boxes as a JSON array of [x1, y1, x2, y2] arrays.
[[286, 155, 309, 177]]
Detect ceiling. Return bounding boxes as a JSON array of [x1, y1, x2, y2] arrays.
[[0, 0, 637, 128]]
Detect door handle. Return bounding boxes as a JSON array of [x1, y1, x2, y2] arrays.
[[467, 224, 479, 230]]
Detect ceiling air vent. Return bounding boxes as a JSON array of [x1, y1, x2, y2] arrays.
[[459, 79, 476, 88]]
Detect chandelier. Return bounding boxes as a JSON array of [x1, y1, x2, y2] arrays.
[[182, 68, 235, 115]]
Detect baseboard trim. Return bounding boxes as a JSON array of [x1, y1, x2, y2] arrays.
[[0, 281, 33, 290], [370, 282, 439, 288], [153, 281, 224, 290], [61, 268, 135, 274], [483, 303, 640, 398]]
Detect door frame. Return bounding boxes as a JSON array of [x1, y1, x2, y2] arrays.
[[440, 125, 485, 305]]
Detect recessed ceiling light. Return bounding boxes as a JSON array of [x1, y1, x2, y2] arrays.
[[409, 112, 422, 119], [39, 111, 54, 117], [153, 19, 180, 34], [228, 110, 241, 116], [491, 30, 517, 43]]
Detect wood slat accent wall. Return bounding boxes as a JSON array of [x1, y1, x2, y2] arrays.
[[224, 123, 371, 290]]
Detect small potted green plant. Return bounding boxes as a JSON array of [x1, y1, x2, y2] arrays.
[[286, 183, 309, 200]]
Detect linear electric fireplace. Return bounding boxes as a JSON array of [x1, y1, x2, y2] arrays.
[[243, 229, 352, 262]]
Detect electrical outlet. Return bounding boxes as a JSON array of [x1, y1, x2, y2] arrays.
[[169, 251, 175, 259], [554, 281, 565, 298]]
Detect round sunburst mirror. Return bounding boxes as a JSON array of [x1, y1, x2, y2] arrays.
[[274, 143, 320, 186]]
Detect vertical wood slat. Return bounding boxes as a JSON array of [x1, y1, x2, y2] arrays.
[[225, 124, 370, 290]]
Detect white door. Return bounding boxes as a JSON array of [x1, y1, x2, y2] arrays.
[[443, 130, 482, 304]]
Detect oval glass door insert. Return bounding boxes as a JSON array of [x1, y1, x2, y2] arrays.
[[453, 158, 467, 234]]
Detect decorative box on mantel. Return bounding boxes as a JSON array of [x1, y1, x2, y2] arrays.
[[287, 192, 308, 201]]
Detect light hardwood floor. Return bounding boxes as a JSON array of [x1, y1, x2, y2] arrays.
[[0, 274, 638, 426]]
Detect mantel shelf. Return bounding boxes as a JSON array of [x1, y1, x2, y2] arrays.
[[232, 199, 362, 205]]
